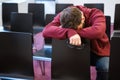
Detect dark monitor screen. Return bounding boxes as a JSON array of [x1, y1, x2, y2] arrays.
[[0, 32, 34, 79]]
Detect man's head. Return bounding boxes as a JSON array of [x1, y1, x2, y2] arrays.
[[60, 7, 85, 30]]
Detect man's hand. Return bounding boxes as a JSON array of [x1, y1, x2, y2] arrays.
[[69, 34, 81, 46]]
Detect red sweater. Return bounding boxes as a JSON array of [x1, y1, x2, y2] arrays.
[[42, 5, 110, 56]]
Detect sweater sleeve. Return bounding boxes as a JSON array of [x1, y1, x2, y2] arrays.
[[42, 13, 77, 39], [76, 7, 106, 39]]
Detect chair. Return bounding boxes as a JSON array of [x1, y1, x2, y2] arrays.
[[55, 3, 73, 14], [45, 14, 55, 25], [84, 3, 104, 13], [105, 16, 111, 40], [10, 12, 33, 34], [45, 14, 55, 44], [108, 32, 120, 80], [2, 3, 18, 30], [28, 3, 45, 34], [113, 4, 120, 30], [0, 31, 34, 80], [52, 38, 90, 80]]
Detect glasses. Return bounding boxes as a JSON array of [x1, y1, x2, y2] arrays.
[[66, 39, 87, 50]]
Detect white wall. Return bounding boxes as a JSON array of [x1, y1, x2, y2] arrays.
[[0, 0, 120, 26], [56, 0, 120, 23], [36, 1, 55, 15]]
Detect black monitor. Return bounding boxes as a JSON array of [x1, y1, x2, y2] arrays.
[[0, 32, 34, 80]]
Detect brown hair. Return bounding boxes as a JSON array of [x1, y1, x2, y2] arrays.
[[60, 7, 82, 29]]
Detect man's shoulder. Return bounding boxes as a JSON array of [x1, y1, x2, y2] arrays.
[[75, 5, 91, 12]]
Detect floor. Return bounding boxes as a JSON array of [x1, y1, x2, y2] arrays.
[[33, 61, 51, 80], [33, 60, 96, 80]]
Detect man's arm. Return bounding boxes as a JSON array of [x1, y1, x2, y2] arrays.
[[42, 13, 78, 40], [76, 8, 106, 39]]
